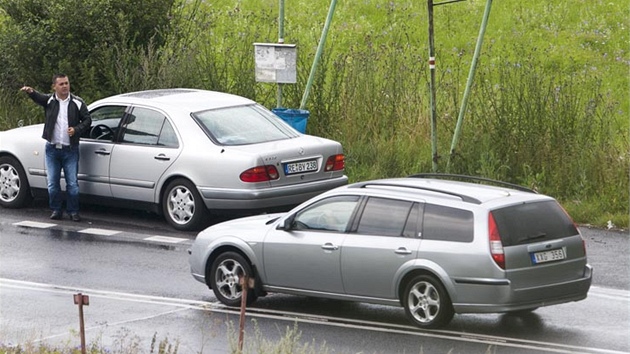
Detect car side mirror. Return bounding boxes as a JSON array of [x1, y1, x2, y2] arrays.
[[278, 215, 295, 231]]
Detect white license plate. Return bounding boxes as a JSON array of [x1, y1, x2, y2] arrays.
[[531, 248, 566, 264], [285, 160, 318, 175]]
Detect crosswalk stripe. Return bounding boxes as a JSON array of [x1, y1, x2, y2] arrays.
[[12, 221, 56, 228], [78, 228, 121, 236], [144, 235, 187, 243]]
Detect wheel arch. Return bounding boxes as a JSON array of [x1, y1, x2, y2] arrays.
[[205, 244, 264, 294], [0, 152, 35, 204], [156, 173, 193, 213], [396, 263, 457, 307]]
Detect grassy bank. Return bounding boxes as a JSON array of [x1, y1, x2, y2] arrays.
[[0, 0, 627, 228]]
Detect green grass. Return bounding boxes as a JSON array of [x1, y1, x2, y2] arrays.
[[0, 0, 627, 228]]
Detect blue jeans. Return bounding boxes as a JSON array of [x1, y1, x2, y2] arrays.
[[45, 143, 80, 214]]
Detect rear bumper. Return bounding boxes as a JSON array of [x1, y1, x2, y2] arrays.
[[198, 175, 348, 210], [453, 264, 593, 313]]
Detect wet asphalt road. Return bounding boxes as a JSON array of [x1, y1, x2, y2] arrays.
[[0, 200, 629, 353]]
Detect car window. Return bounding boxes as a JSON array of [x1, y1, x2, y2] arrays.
[[193, 104, 299, 145], [491, 200, 578, 246], [121, 107, 178, 147], [356, 197, 415, 237], [293, 195, 359, 232], [422, 204, 474, 242], [157, 119, 179, 148], [85, 105, 126, 141]]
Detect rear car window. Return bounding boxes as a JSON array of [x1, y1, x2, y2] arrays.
[[491, 200, 578, 246], [193, 104, 299, 145], [356, 197, 414, 237], [422, 204, 474, 242]]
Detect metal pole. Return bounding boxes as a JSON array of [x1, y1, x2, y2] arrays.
[[277, 0, 285, 108], [300, 0, 338, 110], [427, 0, 439, 172], [73, 293, 89, 354], [238, 275, 249, 353], [447, 0, 493, 171]]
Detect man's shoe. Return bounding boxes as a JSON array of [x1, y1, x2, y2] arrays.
[[50, 211, 62, 220], [70, 213, 81, 222]]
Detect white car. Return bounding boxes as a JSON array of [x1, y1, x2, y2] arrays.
[[0, 88, 347, 230]]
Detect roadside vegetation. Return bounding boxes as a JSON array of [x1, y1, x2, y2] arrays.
[[0, 0, 627, 229], [0, 320, 502, 353]]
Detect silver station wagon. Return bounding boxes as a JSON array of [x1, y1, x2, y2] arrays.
[[0, 89, 347, 230], [189, 174, 592, 328]]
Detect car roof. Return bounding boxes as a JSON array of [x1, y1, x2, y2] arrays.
[[91, 88, 255, 113], [340, 177, 549, 206]]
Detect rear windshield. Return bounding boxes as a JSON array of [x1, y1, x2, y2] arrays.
[[193, 104, 299, 145], [491, 200, 578, 246]]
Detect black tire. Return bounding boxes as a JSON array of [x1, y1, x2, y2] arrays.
[[161, 178, 208, 231], [209, 252, 257, 307], [402, 274, 454, 329], [0, 156, 33, 208]]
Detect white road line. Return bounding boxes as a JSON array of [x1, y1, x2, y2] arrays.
[[78, 228, 121, 236], [144, 235, 187, 243], [12, 221, 56, 228], [1, 278, 626, 354], [588, 286, 630, 301]]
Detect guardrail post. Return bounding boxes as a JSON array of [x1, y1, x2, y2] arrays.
[[73, 293, 89, 354], [238, 275, 254, 353]]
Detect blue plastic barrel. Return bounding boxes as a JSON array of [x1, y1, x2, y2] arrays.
[[272, 108, 310, 134]]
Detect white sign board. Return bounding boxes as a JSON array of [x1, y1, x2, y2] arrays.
[[254, 43, 297, 84]]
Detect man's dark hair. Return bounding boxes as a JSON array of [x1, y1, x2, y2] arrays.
[[51, 73, 67, 84]]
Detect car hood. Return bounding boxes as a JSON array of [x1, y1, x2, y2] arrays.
[[197, 212, 285, 240]]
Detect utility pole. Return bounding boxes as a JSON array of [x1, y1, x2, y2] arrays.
[[427, 0, 438, 172], [277, 0, 285, 107], [447, 0, 493, 171], [427, 0, 466, 172]]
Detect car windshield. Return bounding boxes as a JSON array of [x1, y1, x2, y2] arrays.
[[193, 104, 299, 145]]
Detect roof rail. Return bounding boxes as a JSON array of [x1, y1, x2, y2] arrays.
[[408, 173, 537, 194], [351, 182, 482, 205]]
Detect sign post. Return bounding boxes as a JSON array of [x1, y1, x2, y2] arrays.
[[73, 293, 90, 354]]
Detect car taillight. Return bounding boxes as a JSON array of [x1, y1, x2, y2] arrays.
[[240, 165, 279, 182], [325, 154, 345, 171], [488, 212, 505, 269]]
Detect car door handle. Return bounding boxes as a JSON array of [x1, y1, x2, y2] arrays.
[[154, 154, 170, 161], [94, 149, 111, 156], [321, 243, 339, 251], [395, 247, 412, 255]]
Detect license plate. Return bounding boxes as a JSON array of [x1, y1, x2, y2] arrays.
[[285, 160, 318, 175], [531, 248, 566, 264]]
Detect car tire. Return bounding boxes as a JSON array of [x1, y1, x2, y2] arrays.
[[162, 178, 208, 231], [0, 156, 32, 208], [403, 274, 454, 329], [209, 252, 257, 307]]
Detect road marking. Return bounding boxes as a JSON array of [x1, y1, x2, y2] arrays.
[[144, 235, 187, 243], [8, 220, 192, 244], [1, 278, 626, 354], [588, 286, 630, 301], [78, 228, 121, 236], [12, 221, 56, 228]]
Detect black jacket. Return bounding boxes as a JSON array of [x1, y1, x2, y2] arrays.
[[27, 90, 92, 146]]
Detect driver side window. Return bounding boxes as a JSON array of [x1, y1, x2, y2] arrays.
[[84, 105, 127, 141], [293, 195, 359, 232]]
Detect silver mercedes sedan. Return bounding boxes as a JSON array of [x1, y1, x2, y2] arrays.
[[0, 88, 347, 230]]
